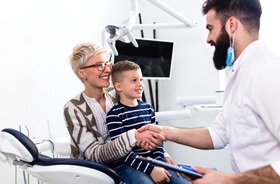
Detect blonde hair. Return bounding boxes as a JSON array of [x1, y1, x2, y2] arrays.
[[69, 43, 106, 82]]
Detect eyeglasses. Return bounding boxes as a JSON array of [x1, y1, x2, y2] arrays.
[[80, 61, 113, 71]]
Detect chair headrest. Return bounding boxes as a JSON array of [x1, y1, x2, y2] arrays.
[[0, 128, 39, 163], [0, 128, 121, 184]]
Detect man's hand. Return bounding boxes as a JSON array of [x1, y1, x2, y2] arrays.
[[137, 124, 164, 135], [183, 166, 232, 184], [188, 165, 280, 184], [136, 124, 166, 150], [135, 127, 166, 150]]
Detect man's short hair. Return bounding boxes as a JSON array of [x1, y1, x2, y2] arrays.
[[202, 0, 262, 34]]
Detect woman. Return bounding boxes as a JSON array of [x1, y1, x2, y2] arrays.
[[63, 42, 165, 166]]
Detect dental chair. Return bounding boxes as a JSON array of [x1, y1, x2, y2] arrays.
[[0, 128, 120, 184]]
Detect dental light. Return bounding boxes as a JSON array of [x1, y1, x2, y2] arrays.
[[103, 0, 197, 55], [105, 0, 139, 55]]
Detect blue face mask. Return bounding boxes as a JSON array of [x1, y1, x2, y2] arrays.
[[226, 31, 235, 67], [226, 46, 235, 67]]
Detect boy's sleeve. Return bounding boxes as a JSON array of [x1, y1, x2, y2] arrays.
[[124, 151, 155, 175], [106, 108, 125, 139], [151, 145, 165, 161]]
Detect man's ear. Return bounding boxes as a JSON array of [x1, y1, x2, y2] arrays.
[[226, 16, 237, 34]]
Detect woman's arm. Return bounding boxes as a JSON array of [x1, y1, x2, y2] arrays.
[[64, 102, 164, 163], [64, 103, 136, 164]]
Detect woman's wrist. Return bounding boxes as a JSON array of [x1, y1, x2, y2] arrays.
[[128, 129, 137, 145]]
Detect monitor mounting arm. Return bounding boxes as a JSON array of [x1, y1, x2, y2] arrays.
[[102, 0, 197, 56]]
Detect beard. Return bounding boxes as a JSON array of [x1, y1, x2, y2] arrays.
[[212, 26, 230, 70]]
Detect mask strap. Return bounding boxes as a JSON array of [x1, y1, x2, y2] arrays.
[[226, 30, 236, 67], [230, 30, 236, 48]]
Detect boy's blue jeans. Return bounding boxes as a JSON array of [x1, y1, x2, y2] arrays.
[[115, 163, 190, 184]]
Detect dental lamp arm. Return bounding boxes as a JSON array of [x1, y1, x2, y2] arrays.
[[104, 0, 197, 56], [147, 0, 197, 28]]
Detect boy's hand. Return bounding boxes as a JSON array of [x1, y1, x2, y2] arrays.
[[150, 167, 171, 184]]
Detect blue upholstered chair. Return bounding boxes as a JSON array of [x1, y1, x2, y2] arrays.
[[0, 128, 120, 184]]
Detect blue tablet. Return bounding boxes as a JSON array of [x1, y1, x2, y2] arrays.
[[136, 156, 203, 180]]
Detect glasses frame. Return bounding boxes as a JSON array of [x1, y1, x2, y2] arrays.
[[80, 61, 112, 71]]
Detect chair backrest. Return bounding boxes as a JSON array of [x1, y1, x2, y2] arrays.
[[0, 128, 38, 163], [0, 128, 120, 184]]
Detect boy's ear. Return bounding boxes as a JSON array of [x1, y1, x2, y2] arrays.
[[114, 82, 122, 92]]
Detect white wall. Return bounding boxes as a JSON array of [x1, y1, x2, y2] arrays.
[[0, 0, 278, 183], [0, 0, 131, 183]]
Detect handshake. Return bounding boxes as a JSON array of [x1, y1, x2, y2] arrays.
[[134, 124, 166, 150]]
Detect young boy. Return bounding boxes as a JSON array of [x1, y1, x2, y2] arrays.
[[106, 60, 189, 184]]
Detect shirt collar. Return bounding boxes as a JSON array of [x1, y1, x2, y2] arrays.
[[227, 40, 261, 75]]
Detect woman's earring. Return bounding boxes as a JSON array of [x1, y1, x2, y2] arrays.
[[84, 77, 87, 80]]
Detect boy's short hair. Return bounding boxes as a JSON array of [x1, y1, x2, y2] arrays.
[[111, 60, 140, 84]]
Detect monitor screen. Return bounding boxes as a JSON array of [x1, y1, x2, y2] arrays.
[[113, 38, 174, 80]]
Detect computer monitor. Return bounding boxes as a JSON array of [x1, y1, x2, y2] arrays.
[[113, 38, 174, 80]]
